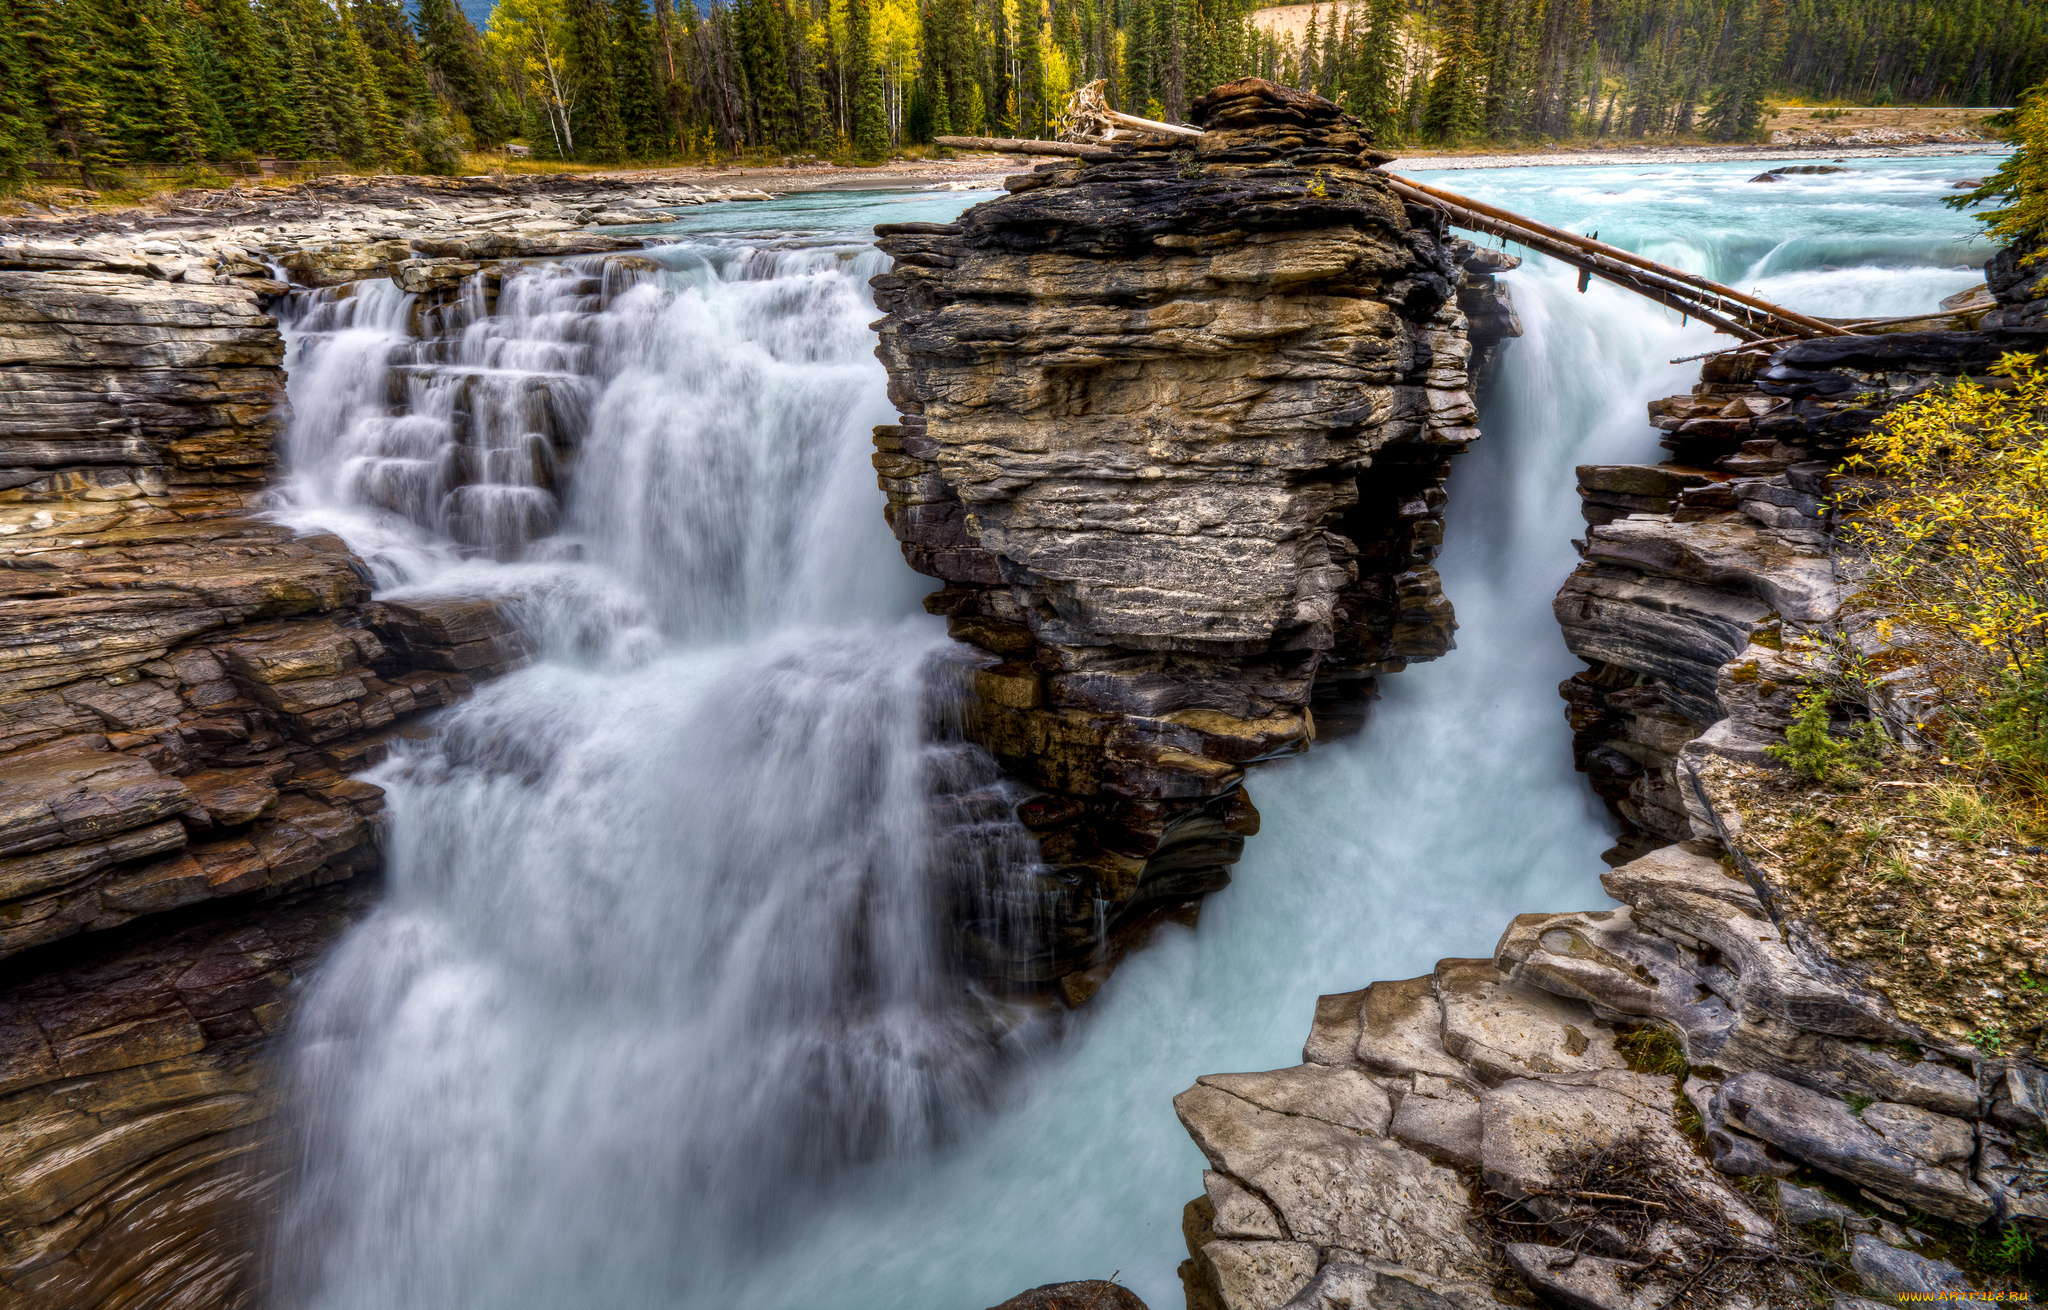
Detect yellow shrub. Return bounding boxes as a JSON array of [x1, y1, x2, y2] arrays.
[[1839, 352, 2048, 689]]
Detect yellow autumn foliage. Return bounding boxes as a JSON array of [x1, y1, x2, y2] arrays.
[[1840, 351, 2048, 692]]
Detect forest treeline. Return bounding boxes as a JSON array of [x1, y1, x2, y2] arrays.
[[0, 0, 2042, 179]]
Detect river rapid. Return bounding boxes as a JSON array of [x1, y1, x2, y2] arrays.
[[265, 155, 2000, 1310]]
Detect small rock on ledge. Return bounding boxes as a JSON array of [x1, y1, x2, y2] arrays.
[[988, 1280, 1150, 1310]]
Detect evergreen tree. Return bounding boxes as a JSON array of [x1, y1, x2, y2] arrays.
[[15, 0, 121, 181], [1421, 0, 1481, 142], [1347, 0, 1402, 142], [200, 0, 300, 156], [611, 0, 666, 154], [0, 1, 42, 182], [418, 0, 504, 142], [566, 0, 625, 157], [850, 0, 887, 157]]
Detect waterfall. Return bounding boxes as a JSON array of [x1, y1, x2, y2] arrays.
[[263, 161, 1997, 1309], [268, 222, 1053, 1310]]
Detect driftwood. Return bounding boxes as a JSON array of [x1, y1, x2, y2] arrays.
[[1381, 176, 1775, 341]]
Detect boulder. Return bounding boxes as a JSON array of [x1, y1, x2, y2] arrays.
[[1504, 1244, 1667, 1310], [1848, 1233, 1991, 1307], [987, 1281, 1149, 1310]]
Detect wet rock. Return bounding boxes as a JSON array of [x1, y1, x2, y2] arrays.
[[0, 879, 375, 1304], [0, 222, 533, 1304], [987, 1280, 1150, 1310]]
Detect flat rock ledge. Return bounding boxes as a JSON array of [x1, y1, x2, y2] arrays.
[[870, 79, 1519, 1002], [1175, 840, 2028, 1309], [0, 234, 526, 1305]]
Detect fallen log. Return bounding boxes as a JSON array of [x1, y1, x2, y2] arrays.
[[1090, 107, 1202, 139], [1386, 173, 1850, 338], [932, 136, 1104, 158], [1382, 178, 1769, 341]]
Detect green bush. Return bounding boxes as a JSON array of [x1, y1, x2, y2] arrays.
[[1767, 690, 1885, 784], [1984, 660, 2048, 785]]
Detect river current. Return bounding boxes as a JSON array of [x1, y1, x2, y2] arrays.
[[266, 154, 2001, 1309]]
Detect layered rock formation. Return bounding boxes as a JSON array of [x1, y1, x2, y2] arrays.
[[1174, 840, 2022, 1309], [1561, 322, 2048, 864], [870, 79, 1518, 1000], [1173, 288, 2048, 1307], [1984, 235, 2047, 332], [0, 241, 526, 1307]]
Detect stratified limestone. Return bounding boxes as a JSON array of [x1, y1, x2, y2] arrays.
[[1559, 323, 2048, 864], [870, 79, 1518, 998]]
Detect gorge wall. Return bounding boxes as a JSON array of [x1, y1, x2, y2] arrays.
[[0, 235, 548, 1306], [1169, 246, 2048, 1309], [870, 78, 1518, 1003], [0, 126, 1520, 1301]]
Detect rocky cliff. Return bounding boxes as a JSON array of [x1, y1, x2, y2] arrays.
[[0, 237, 534, 1307], [1172, 279, 2048, 1307], [870, 79, 1518, 1002]]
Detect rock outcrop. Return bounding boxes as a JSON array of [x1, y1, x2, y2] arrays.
[[1560, 325, 2048, 864], [1984, 235, 2047, 332], [1177, 314, 2048, 1309], [870, 79, 1518, 1001], [1174, 837, 2033, 1308], [0, 241, 525, 1307]]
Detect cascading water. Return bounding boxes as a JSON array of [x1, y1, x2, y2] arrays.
[[268, 203, 1053, 1310], [264, 160, 2001, 1309]]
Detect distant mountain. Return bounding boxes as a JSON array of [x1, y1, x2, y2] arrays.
[[460, 0, 491, 27]]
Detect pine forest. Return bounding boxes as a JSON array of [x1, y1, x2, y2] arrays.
[[0, 0, 2044, 179]]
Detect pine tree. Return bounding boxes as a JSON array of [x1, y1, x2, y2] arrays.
[[0, 0, 42, 182], [199, 0, 298, 156], [850, 0, 887, 157], [1124, 0, 1156, 114], [1421, 0, 1481, 142], [611, 0, 666, 154], [1347, 0, 1402, 142], [418, 0, 503, 142], [1300, 7, 1321, 97], [15, 0, 122, 181], [567, 0, 624, 157]]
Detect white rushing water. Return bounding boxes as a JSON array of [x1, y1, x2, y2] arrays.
[[267, 157, 2001, 1309]]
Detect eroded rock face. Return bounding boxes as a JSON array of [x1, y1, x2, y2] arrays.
[[870, 79, 1517, 998], [1559, 325, 2048, 864], [0, 243, 524, 1307], [1174, 840, 2022, 1308]]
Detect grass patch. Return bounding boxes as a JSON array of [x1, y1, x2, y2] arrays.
[[1615, 1023, 1690, 1078]]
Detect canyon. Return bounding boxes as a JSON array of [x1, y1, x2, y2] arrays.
[[0, 77, 2041, 1310]]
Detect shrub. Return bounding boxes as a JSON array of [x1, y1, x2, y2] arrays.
[[1838, 352, 2048, 738], [1766, 689, 1884, 784]]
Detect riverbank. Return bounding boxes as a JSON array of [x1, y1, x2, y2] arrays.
[[0, 133, 2012, 236]]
